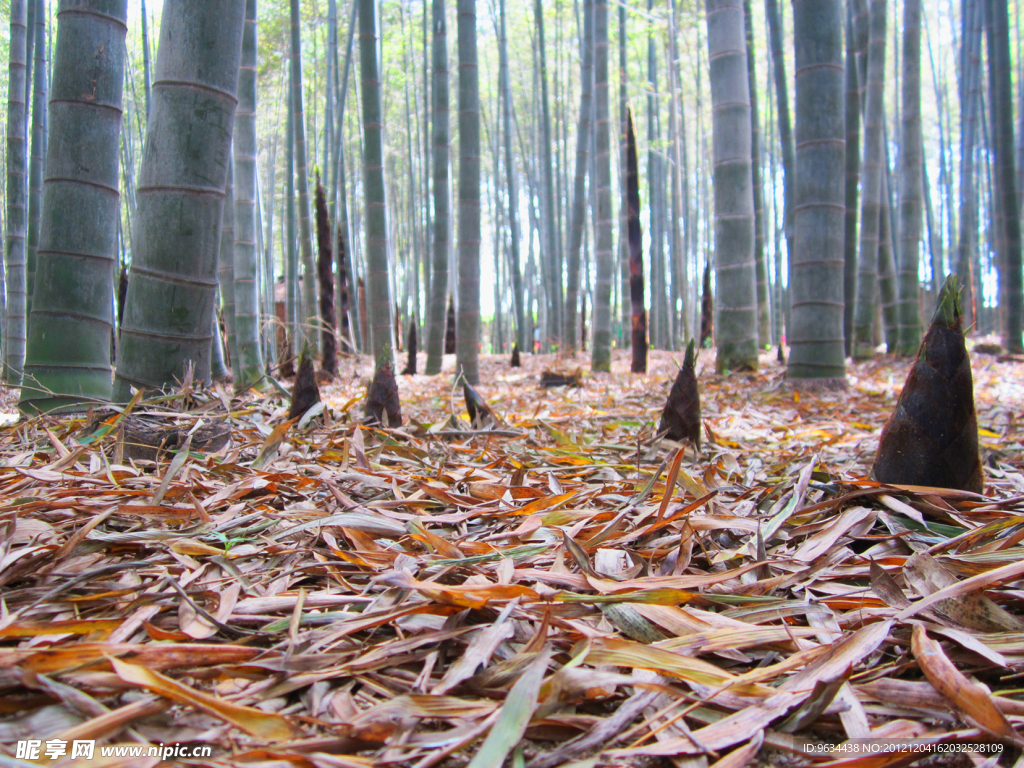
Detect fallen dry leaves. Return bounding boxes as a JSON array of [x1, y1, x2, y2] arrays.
[[2, 346, 1024, 767]]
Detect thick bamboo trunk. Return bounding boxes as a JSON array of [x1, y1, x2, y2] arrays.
[[141, 0, 152, 115], [114, 0, 246, 398], [25, 0, 45, 317], [285, 57, 298, 364], [786, 0, 846, 387], [667, 0, 689, 348], [455, 0, 480, 384], [498, 0, 525, 351], [332, 2, 357, 355], [359, 0, 395, 361], [764, 0, 794, 348], [842, 1, 861, 356], [896, 0, 923, 356], [4, 1, 28, 383], [20, 0, 128, 412], [743, 0, 770, 348], [705, 0, 758, 372], [535, 0, 561, 350], [563, 0, 593, 355], [987, 0, 1023, 352], [646, 0, 664, 351], [591, 0, 614, 372], [424, 0, 449, 374], [617, 4, 630, 349], [289, 0, 318, 352], [852, 0, 887, 360], [879, 158, 900, 351], [956, 0, 981, 328], [218, 160, 238, 373], [233, 0, 265, 388]]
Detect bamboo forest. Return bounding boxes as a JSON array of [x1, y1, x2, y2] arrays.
[[7, 0, 1024, 766], [2, 0, 1012, 394]]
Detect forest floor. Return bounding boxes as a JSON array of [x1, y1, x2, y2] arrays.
[[2, 344, 1024, 767]]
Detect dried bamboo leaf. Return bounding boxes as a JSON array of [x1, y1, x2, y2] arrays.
[[110, 657, 299, 740], [910, 625, 1024, 745], [465, 648, 550, 768], [903, 552, 1024, 632]]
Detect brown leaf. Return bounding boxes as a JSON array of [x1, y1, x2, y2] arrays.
[[897, 556, 1024, 628], [910, 624, 1024, 745], [903, 552, 1024, 631], [0, 643, 266, 675], [869, 559, 911, 609], [110, 657, 300, 741]]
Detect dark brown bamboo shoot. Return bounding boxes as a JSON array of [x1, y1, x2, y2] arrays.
[[401, 320, 418, 375], [445, 294, 456, 355], [364, 352, 403, 427], [117, 262, 128, 330], [872, 276, 983, 493], [463, 381, 496, 426], [700, 261, 713, 349], [625, 108, 647, 374], [287, 345, 321, 421], [540, 368, 583, 387], [659, 339, 701, 448], [336, 203, 353, 355], [315, 176, 338, 377], [279, 339, 296, 379]]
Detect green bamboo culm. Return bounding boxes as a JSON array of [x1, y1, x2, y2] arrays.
[[20, 0, 129, 413], [535, 0, 562, 349], [852, 0, 887, 360], [705, 0, 759, 373], [217, 156, 239, 374], [895, 0, 923, 356], [290, 0, 319, 352], [784, 0, 847, 387], [113, 0, 246, 400], [25, 0, 47, 319], [590, 0, 614, 372], [4, 0, 30, 384], [497, 0, 526, 353], [424, 0, 449, 374], [454, 0, 481, 386], [563, 0, 594, 355], [233, 0, 266, 389], [359, 0, 395, 361]]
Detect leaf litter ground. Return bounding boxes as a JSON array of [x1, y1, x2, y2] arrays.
[[3, 347, 1024, 767]]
